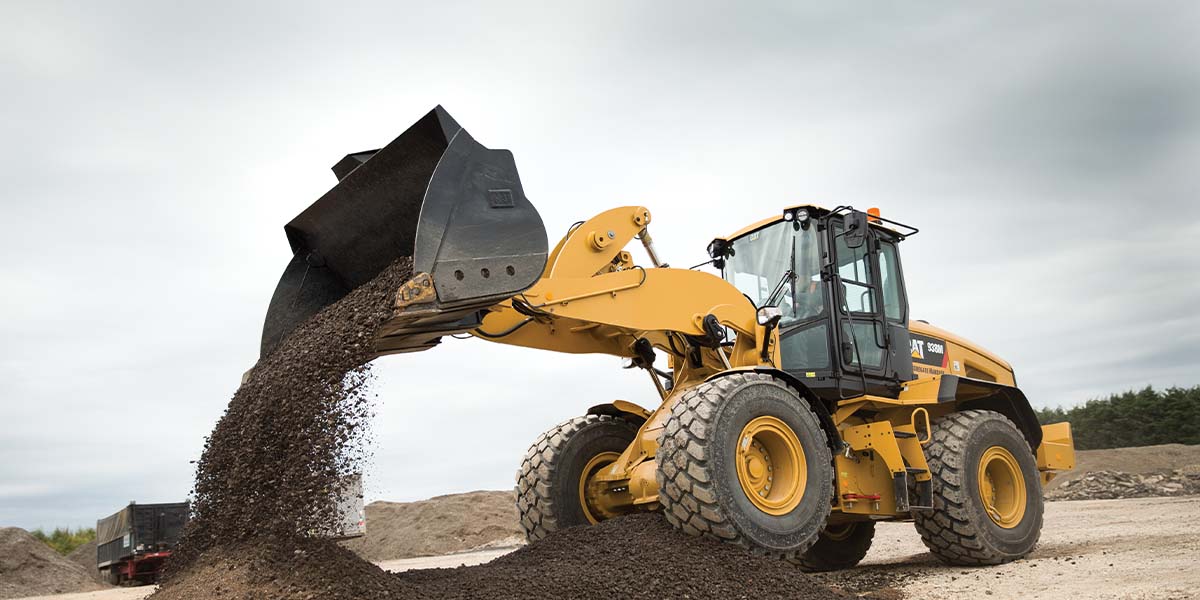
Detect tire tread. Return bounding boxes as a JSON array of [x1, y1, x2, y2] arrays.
[[515, 414, 636, 541], [656, 373, 832, 560], [913, 409, 1041, 565], [795, 521, 876, 572]]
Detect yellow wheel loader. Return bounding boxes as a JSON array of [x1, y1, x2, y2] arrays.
[[262, 107, 1076, 569]]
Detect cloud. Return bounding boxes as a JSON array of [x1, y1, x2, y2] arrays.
[[1, 1, 1196, 529]]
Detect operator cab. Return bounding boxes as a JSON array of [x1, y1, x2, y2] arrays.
[[708, 206, 920, 401]]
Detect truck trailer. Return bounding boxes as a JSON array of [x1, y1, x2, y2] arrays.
[[96, 502, 189, 585]]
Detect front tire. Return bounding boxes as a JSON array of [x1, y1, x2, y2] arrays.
[[656, 373, 833, 560], [913, 409, 1044, 565], [516, 414, 640, 541], [796, 520, 875, 571]]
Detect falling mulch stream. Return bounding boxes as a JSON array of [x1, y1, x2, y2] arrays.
[[153, 257, 868, 599]]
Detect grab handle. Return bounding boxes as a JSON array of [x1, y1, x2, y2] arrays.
[[912, 407, 932, 445]]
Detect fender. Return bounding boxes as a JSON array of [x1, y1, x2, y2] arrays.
[[704, 367, 841, 453], [937, 375, 1043, 451], [587, 399, 652, 425]]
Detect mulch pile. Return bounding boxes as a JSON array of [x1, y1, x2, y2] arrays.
[[152, 256, 856, 600], [0, 528, 103, 599], [1047, 469, 1200, 501]]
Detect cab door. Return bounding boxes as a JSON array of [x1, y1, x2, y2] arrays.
[[829, 213, 913, 397]]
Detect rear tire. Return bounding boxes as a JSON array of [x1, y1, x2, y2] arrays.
[[796, 520, 875, 572], [656, 373, 833, 560], [913, 409, 1043, 565], [516, 414, 640, 541]]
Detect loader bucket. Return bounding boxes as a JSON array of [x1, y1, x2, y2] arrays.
[[260, 106, 547, 357]]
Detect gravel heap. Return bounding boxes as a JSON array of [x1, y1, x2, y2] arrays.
[[1047, 469, 1200, 501], [155, 514, 853, 600], [400, 514, 854, 600], [0, 528, 103, 599]]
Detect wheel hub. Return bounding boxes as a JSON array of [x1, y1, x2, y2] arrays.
[[977, 445, 1027, 529], [579, 451, 622, 524], [735, 416, 806, 515]]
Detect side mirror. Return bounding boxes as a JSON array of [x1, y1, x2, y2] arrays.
[[756, 306, 783, 327], [842, 340, 856, 364], [756, 305, 784, 363], [844, 211, 869, 249]]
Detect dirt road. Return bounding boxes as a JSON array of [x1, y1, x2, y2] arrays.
[[17, 496, 1198, 600], [817, 496, 1200, 599]]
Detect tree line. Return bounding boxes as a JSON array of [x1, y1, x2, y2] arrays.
[[31, 527, 95, 555], [1035, 385, 1199, 450]]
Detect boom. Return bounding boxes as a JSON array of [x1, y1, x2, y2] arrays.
[[386, 206, 773, 370]]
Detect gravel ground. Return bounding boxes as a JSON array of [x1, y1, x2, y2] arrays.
[[14, 496, 1199, 600], [813, 495, 1200, 600]]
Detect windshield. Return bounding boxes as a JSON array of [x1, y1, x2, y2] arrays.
[[723, 221, 824, 325]]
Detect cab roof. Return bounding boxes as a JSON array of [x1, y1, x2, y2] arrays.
[[713, 204, 915, 244]]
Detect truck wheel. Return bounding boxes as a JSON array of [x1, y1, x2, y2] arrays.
[[796, 520, 875, 571], [913, 409, 1043, 565], [656, 373, 833, 560], [516, 414, 640, 541]]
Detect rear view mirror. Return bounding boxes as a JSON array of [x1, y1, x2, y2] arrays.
[[844, 211, 869, 249], [756, 306, 783, 327]]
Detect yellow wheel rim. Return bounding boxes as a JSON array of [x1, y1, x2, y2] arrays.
[[579, 451, 621, 524], [977, 446, 1027, 529], [735, 416, 806, 516]]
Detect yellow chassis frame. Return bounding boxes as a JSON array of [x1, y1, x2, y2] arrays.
[[388, 205, 1076, 520]]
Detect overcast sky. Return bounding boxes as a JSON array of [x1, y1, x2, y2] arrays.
[[2, 1, 1197, 530]]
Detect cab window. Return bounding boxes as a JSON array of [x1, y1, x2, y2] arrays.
[[833, 225, 875, 314], [879, 241, 904, 322]]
